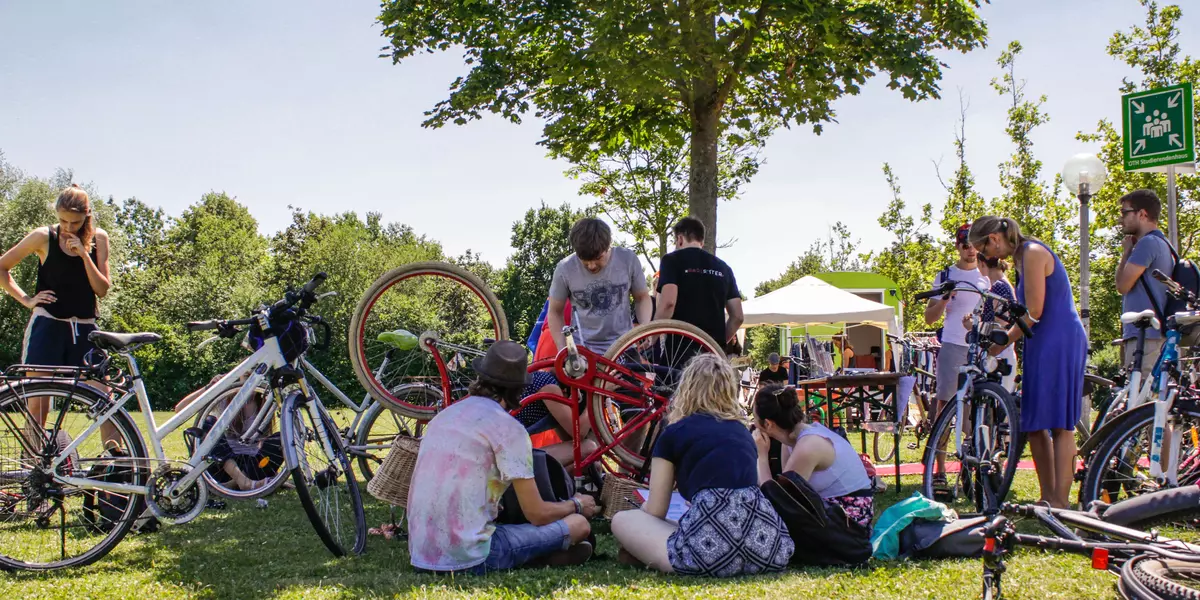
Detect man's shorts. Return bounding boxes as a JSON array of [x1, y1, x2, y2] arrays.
[[416, 520, 571, 575], [935, 343, 970, 404], [1124, 336, 1166, 384]]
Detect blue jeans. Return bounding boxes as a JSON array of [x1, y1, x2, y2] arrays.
[[416, 520, 571, 576]]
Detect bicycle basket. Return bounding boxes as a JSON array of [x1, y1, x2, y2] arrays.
[[244, 318, 310, 362]]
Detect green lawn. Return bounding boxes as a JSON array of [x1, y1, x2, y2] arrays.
[[0, 415, 1126, 599]]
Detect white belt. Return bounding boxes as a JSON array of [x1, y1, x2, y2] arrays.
[[33, 307, 96, 345]]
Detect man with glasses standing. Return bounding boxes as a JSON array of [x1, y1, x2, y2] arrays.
[[923, 223, 989, 493], [1115, 189, 1173, 382]]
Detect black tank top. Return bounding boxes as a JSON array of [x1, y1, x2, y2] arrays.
[[35, 226, 98, 319]]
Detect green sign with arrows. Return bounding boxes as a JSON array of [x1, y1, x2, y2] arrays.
[[1123, 82, 1195, 172]]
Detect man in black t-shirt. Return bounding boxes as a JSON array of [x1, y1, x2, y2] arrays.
[[757, 353, 789, 388], [654, 217, 743, 349]]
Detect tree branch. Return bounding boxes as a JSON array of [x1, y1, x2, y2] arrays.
[[716, 0, 771, 106]]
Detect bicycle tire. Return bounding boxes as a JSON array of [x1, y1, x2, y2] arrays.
[[1100, 479, 1200, 530], [873, 431, 898, 463], [587, 320, 722, 472], [1081, 388, 1133, 458], [0, 380, 147, 572], [1080, 404, 1200, 513], [281, 391, 367, 556], [1122, 555, 1200, 600], [354, 393, 427, 482], [348, 260, 509, 420], [192, 386, 290, 501], [920, 381, 1021, 510]]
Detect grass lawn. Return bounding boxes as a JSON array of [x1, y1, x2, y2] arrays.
[[0, 414, 1128, 599]]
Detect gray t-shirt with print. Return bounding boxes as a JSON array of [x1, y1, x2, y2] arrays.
[[1124, 231, 1174, 340], [549, 247, 647, 353]]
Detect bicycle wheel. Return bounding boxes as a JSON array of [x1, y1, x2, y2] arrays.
[[281, 391, 367, 556], [354, 392, 427, 482], [1080, 403, 1200, 513], [191, 386, 289, 501], [1121, 554, 1200, 600], [920, 381, 1021, 512], [1101, 485, 1200, 530], [587, 320, 723, 473], [873, 431, 898, 463], [348, 261, 509, 419], [0, 380, 147, 571]]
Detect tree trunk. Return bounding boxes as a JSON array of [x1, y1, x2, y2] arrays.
[[689, 100, 720, 253]]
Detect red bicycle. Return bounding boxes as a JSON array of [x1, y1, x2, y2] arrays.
[[347, 261, 722, 480]]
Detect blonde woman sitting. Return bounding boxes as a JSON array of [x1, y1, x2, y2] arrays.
[[611, 354, 793, 576]]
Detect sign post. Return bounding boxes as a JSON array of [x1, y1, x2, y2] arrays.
[[1123, 82, 1196, 247]]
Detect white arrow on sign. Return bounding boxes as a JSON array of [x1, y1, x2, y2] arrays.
[[1135, 139, 1147, 153], [1133, 100, 1145, 114], [1167, 91, 1182, 109], [1169, 133, 1183, 148]]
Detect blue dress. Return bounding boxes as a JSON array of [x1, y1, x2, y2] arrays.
[[1016, 241, 1088, 432]]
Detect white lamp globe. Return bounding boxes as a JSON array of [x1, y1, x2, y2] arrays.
[[1062, 153, 1109, 197]]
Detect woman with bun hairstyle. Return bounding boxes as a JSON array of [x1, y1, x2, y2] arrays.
[[968, 215, 1086, 509], [0, 184, 112, 446], [752, 385, 875, 527]]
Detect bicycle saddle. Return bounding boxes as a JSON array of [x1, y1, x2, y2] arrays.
[[88, 330, 163, 351], [1120, 309, 1160, 331]]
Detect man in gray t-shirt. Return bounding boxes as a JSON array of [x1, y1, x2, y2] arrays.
[[1117, 189, 1174, 377], [547, 218, 652, 354]]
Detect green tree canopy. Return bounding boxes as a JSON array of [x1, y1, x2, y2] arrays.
[[378, 0, 988, 251]]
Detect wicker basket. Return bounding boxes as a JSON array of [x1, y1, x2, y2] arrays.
[[367, 435, 421, 508], [600, 475, 642, 519]]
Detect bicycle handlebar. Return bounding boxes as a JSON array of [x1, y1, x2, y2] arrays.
[[1153, 269, 1199, 310], [914, 281, 955, 301], [915, 280, 1034, 340], [186, 317, 255, 333]]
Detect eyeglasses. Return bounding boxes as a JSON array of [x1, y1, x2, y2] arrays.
[[1121, 208, 1139, 216]]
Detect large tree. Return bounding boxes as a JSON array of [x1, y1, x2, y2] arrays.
[[569, 124, 764, 266], [378, 0, 989, 251]]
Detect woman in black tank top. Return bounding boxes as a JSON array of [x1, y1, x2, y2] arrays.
[[0, 184, 112, 434]]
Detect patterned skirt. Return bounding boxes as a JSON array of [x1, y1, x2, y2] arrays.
[[667, 486, 794, 577]]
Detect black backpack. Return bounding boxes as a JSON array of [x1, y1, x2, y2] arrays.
[[82, 448, 159, 534], [496, 449, 575, 524], [1137, 230, 1200, 332], [760, 471, 872, 566]]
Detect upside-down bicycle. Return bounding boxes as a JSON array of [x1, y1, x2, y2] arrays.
[[346, 261, 724, 481]]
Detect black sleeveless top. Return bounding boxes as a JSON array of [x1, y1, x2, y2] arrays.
[[35, 226, 98, 320]]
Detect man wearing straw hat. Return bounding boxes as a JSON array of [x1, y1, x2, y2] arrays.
[[407, 341, 599, 574]]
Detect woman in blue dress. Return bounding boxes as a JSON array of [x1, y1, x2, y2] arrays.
[[969, 216, 1087, 508]]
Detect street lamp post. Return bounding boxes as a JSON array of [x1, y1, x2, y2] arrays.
[[1062, 153, 1109, 339]]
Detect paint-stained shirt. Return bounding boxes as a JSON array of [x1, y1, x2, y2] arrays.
[[407, 396, 534, 571]]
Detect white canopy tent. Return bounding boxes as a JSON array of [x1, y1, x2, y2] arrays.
[[741, 276, 900, 335]]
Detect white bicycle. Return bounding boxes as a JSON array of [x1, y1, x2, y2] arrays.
[[0, 273, 366, 571]]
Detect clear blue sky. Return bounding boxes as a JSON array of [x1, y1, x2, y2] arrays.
[[0, 1, 1179, 294]]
